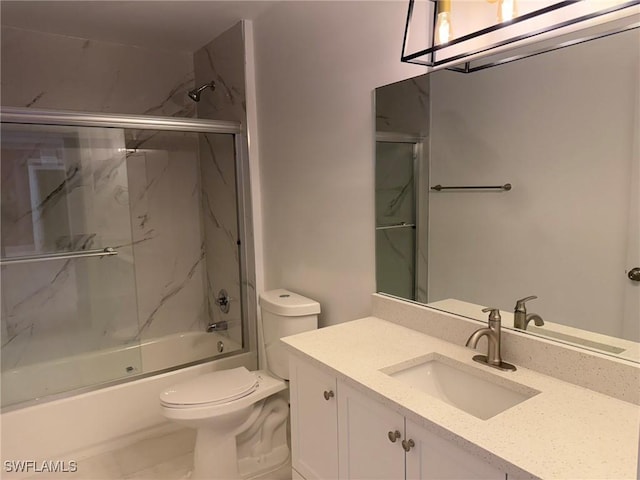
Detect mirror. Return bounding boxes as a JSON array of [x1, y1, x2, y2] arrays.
[[375, 26, 639, 362]]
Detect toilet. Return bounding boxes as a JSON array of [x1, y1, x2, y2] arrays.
[[160, 289, 320, 480]]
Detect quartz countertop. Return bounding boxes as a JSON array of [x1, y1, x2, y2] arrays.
[[282, 317, 640, 479]]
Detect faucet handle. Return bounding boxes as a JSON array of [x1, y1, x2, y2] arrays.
[[481, 307, 502, 322], [515, 295, 537, 312]]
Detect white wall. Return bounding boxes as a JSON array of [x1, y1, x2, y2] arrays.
[[253, 1, 425, 326]]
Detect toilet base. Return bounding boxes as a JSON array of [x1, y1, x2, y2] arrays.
[[239, 444, 290, 479], [190, 387, 290, 480], [193, 429, 239, 479]]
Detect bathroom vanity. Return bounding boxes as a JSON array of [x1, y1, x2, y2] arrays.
[[283, 297, 640, 479]]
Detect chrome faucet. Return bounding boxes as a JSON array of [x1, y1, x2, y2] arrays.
[[514, 296, 544, 330], [206, 320, 228, 332], [465, 307, 516, 372]]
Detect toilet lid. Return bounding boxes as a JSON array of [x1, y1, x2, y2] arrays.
[[160, 367, 259, 407]]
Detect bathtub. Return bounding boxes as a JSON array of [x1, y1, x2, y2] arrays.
[[1, 343, 256, 469], [1, 331, 242, 407]]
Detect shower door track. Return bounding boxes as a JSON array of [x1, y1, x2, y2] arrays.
[[1, 107, 242, 134]]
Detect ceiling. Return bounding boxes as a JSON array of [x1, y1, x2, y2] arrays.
[[0, 1, 280, 52]]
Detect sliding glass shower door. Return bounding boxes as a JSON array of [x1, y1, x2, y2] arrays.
[[1, 123, 142, 405], [1, 111, 252, 408]]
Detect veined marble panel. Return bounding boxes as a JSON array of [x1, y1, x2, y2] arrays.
[[1, 26, 194, 117], [194, 23, 247, 347], [193, 23, 246, 123], [0, 22, 251, 383], [1, 126, 138, 370], [199, 133, 242, 346], [125, 132, 207, 341]]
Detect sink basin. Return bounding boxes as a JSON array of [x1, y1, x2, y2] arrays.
[[381, 353, 539, 420]]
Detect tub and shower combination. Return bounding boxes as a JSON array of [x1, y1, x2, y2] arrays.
[[0, 108, 257, 461]]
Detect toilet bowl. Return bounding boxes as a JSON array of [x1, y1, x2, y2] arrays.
[[160, 289, 320, 480]]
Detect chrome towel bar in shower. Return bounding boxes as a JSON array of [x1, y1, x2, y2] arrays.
[[431, 183, 512, 191], [375, 222, 416, 231], [0, 247, 118, 266]]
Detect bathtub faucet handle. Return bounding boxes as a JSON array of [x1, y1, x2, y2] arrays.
[[215, 289, 231, 314]]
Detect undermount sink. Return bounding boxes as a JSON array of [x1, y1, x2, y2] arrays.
[[381, 353, 539, 420]]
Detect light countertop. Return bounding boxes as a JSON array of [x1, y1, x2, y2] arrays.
[[282, 317, 640, 479], [428, 298, 640, 363]]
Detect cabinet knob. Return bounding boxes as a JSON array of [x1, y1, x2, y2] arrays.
[[323, 390, 335, 401], [387, 430, 401, 443], [402, 439, 415, 452]]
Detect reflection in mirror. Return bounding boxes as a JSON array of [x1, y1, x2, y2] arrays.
[[375, 27, 639, 362]]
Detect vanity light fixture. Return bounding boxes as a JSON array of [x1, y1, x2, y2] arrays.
[[401, 0, 640, 71]]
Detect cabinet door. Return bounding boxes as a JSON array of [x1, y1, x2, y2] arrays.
[[289, 357, 339, 480], [338, 381, 405, 480], [405, 418, 505, 480]]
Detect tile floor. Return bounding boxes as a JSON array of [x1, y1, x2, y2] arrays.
[[22, 428, 292, 480], [25, 429, 196, 480]]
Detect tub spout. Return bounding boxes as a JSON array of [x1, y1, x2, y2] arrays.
[[207, 321, 228, 332]]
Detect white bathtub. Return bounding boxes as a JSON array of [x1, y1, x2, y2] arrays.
[[1, 331, 241, 407], [1, 346, 256, 469]]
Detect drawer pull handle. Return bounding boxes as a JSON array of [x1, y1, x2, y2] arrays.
[[388, 430, 401, 443], [402, 439, 415, 452], [323, 390, 334, 401]]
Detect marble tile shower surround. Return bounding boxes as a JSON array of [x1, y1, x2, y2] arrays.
[[0, 27, 195, 117], [194, 23, 247, 123], [194, 22, 248, 348], [1, 127, 138, 370], [1, 24, 250, 380], [125, 131, 208, 341], [372, 293, 640, 405], [199, 133, 243, 345]]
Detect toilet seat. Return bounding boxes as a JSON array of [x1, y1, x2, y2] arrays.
[[160, 367, 259, 408], [160, 370, 287, 421]]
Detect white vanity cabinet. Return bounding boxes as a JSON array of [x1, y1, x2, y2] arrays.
[[289, 356, 506, 480], [337, 380, 405, 479], [338, 381, 505, 480], [289, 357, 339, 480]]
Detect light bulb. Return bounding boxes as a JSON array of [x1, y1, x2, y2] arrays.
[[435, 12, 453, 44], [498, 0, 517, 22], [434, 0, 453, 45]]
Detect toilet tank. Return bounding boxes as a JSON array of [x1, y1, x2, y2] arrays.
[[259, 289, 320, 380]]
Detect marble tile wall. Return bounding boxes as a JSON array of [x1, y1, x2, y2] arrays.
[[0, 26, 195, 116], [1, 126, 138, 371], [125, 131, 208, 341], [194, 23, 248, 347], [1, 25, 250, 379]]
